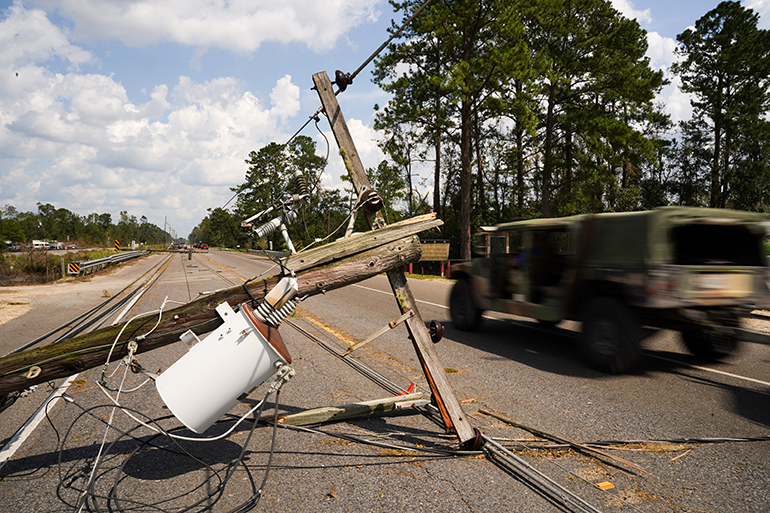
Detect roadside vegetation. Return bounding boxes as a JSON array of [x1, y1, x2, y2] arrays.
[[0, 249, 119, 286], [0, 204, 172, 254]]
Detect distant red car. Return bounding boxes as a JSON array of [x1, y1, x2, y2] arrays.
[[199, 243, 209, 250]]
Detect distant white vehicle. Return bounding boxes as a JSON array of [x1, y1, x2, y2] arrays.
[[32, 240, 48, 250]]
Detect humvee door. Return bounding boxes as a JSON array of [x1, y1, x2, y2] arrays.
[[485, 225, 572, 323]]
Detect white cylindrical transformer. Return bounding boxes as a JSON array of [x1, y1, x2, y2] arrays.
[[155, 301, 292, 434]]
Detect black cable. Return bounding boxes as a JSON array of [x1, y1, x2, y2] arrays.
[[348, 0, 436, 83], [242, 279, 258, 305], [225, 388, 283, 513], [278, 422, 481, 458], [222, 0, 433, 212], [55, 384, 283, 513]]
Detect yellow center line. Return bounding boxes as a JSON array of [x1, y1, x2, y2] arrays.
[[304, 314, 359, 347]]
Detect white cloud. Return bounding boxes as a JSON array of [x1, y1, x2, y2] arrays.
[[0, 4, 316, 236], [28, 0, 381, 53], [658, 76, 692, 125], [745, 0, 770, 29], [0, 1, 93, 68], [189, 47, 208, 72], [610, 0, 652, 24], [645, 31, 678, 70], [270, 75, 301, 120]]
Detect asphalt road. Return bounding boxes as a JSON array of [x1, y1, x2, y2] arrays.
[[1, 249, 768, 512]]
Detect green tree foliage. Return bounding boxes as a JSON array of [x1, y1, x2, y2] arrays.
[[189, 136, 358, 251], [0, 206, 24, 245], [372, 16, 455, 217], [671, 1, 770, 210], [233, 135, 330, 251], [368, 160, 408, 223], [0, 203, 169, 248], [196, 207, 244, 249], [186, 135, 347, 252], [376, 0, 530, 259], [523, 0, 665, 217], [375, 0, 664, 259]]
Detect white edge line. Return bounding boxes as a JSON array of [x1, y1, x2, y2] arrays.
[[351, 283, 770, 388], [0, 373, 80, 470], [352, 283, 448, 310], [646, 354, 770, 388]]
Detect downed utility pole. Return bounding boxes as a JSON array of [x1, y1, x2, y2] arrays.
[[313, 71, 479, 449], [0, 215, 439, 396]]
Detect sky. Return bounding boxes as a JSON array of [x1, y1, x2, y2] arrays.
[[1, 0, 768, 239]]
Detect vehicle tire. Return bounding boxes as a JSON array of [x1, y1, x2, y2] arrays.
[[681, 328, 740, 361], [450, 279, 483, 331], [580, 297, 642, 374]]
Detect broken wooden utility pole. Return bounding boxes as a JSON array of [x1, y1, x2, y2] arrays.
[[0, 215, 439, 396], [313, 71, 480, 449]]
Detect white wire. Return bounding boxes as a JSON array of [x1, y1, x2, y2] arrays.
[[94, 294, 277, 443], [100, 297, 169, 380], [96, 380, 268, 443], [76, 345, 138, 512], [114, 377, 152, 394]]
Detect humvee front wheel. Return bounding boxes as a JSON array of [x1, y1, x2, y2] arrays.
[[450, 279, 483, 331], [580, 298, 642, 374]]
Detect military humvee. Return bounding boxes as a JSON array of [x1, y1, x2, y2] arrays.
[[449, 207, 770, 373]]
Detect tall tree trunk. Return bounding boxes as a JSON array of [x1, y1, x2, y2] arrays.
[[721, 88, 733, 209], [406, 160, 414, 215], [493, 162, 501, 220], [460, 96, 473, 260], [475, 116, 485, 219], [515, 81, 525, 217], [543, 82, 556, 218], [711, 83, 723, 208], [565, 123, 573, 196], [433, 46, 442, 217], [434, 132, 441, 216]]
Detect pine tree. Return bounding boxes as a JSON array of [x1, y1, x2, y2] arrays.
[[671, 1, 770, 209]]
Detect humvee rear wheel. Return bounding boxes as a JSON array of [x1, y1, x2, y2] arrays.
[[681, 328, 739, 361], [450, 279, 483, 331], [580, 298, 642, 374]]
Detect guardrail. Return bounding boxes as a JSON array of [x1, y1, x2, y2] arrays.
[[67, 250, 148, 276]]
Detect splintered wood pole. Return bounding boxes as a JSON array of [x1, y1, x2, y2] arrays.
[[313, 71, 477, 447]]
